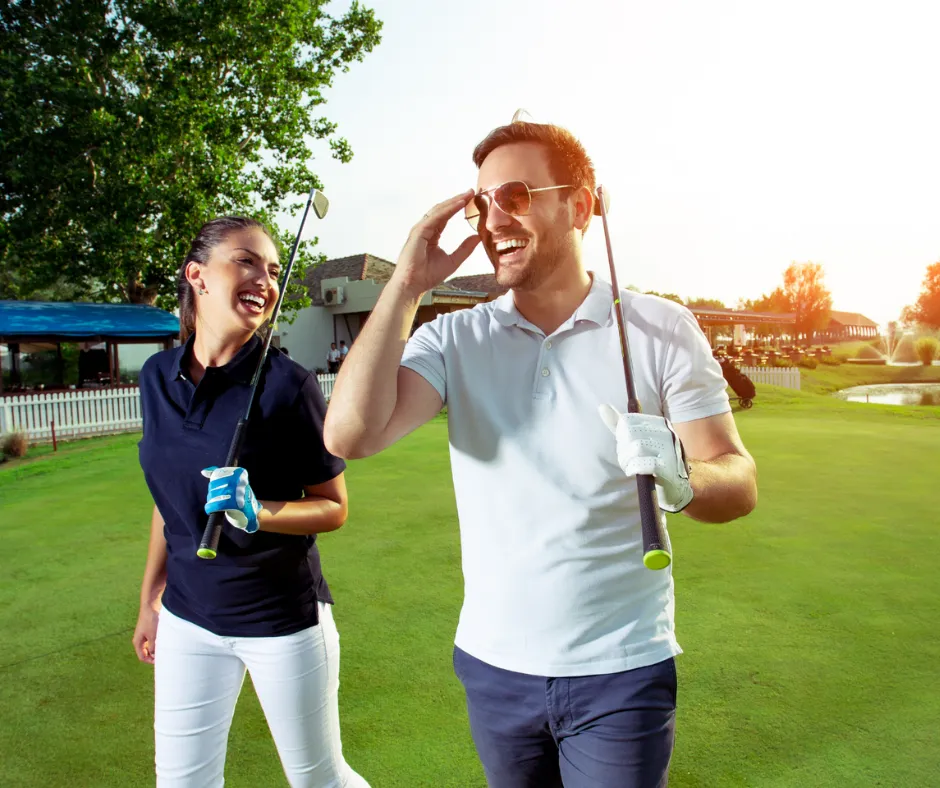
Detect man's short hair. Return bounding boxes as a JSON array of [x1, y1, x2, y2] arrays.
[[472, 121, 597, 199]]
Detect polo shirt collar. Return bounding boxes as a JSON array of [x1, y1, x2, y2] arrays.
[[172, 333, 262, 385], [492, 273, 615, 330]]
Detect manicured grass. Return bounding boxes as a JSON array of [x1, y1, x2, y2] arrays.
[[1, 398, 938, 786]]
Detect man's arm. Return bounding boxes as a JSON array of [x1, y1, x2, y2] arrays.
[[323, 190, 479, 459], [673, 411, 757, 523], [323, 282, 444, 459]]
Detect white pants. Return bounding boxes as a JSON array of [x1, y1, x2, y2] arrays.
[[154, 601, 369, 788]]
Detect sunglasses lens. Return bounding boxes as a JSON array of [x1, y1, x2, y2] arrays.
[[494, 181, 531, 216], [465, 195, 485, 230]]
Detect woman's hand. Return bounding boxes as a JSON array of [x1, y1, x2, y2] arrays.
[[132, 605, 159, 664]]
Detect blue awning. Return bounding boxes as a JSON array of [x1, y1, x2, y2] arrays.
[[0, 301, 180, 342]]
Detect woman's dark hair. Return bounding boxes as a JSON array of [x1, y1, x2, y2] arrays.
[[176, 217, 276, 341]]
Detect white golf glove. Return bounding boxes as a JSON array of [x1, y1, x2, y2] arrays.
[[598, 405, 694, 513]]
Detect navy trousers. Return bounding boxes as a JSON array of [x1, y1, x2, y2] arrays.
[[453, 647, 677, 788]]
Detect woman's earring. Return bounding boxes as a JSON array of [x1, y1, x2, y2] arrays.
[[198, 287, 206, 295]]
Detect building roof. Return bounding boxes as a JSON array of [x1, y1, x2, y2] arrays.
[[689, 306, 796, 325], [445, 273, 508, 295], [303, 254, 397, 305], [0, 301, 179, 343], [828, 310, 879, 328]]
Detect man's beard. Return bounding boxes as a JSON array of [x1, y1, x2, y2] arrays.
[[491, 231, 567, 292]]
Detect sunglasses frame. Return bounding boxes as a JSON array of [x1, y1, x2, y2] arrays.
[[464, 181, 574, 230]]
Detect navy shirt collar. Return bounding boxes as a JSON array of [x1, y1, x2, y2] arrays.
[[172, 333, 263, 385]]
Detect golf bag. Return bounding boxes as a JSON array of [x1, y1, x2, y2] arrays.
[[719, 360, 756, 408]]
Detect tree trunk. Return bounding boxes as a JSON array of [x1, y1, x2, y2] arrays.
[[126, 277, 160, 305]]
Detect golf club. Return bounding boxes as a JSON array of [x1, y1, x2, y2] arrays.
[[596, 185, 672, 570], [197, 187, 330, 560]]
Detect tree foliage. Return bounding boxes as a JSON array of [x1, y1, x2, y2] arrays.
[[781, 262, 832, 339], [902, 261, 940, 329], [0, 0, 381, 312], [643, 290, 684, 304], [738, 286, 793, 338], [685, 297, 726, 310]]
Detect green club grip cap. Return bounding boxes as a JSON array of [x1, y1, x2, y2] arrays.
[[197, 547, 217, 560], [644, 549, 672, 571]]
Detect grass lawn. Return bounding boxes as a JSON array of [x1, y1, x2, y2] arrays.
[[2, 383, 939, 786]]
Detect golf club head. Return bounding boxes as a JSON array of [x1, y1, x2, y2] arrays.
[[312, 190, 329, 219], [594, 185, 611, 216], [511, 108, 535, 124]]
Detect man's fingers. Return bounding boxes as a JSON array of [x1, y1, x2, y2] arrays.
[[450, 234, 481, 267], [420, 189, 475, 228]]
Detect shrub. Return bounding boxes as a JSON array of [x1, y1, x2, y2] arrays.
[[855, 344, 884, 360], [818, 355, 841, 366], [1, 431, 29, 458], [798, 357, 818, 369], [914, 337, 939, 366]]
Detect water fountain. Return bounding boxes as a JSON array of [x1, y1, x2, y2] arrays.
[[875, 327, 918, 365]]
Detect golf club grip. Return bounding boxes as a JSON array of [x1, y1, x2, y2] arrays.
[[636, 473, 670, 563], [197, 418, 248, 559]]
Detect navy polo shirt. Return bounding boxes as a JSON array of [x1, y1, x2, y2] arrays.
[[138, 335, 345, 637]]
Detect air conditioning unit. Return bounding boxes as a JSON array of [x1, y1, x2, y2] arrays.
[[324, 286, 345, 305]]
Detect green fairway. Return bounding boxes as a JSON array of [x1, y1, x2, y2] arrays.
[[1, 392, 938, 786]]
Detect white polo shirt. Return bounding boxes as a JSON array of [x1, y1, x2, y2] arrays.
[[401, 273, 730, 676]]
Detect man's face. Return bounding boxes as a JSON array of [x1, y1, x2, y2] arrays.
[[475, 142, 575, 291]]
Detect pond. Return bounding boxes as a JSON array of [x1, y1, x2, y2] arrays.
[[834, 383, 940, 406]]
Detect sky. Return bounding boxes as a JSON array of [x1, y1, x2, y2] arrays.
[[284, 0, 940, 328]]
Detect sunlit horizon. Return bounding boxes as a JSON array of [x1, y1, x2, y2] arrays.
[[279, 0, 940, 330]]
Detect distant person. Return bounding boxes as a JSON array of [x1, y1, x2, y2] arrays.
[[327, 343, 341, 374], [339, 340, 349, 365], [325, 119, 757, 786], [133, 216, 368, 788]]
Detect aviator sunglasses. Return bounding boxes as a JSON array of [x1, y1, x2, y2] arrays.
[[464, 181, 574, 230]]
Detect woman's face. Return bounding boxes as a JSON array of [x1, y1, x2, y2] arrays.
[[188, 227, 281, 338]]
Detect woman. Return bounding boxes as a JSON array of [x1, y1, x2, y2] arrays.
[[132, 216, 369, 788]]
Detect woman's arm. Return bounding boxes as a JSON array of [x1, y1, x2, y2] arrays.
[[256, 473, 348, 536], [132, 505, 167, 664]]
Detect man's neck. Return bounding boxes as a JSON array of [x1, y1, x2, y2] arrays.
[[512, 263, 593, 336]]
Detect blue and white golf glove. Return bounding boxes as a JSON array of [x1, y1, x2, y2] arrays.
[[202, 466, 263, 533], [598, 405, 694, 513]]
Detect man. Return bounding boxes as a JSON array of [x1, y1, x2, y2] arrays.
[[327, 342, 340, 374], [339, 340, 349, 365], [324, 119, 757, 787]]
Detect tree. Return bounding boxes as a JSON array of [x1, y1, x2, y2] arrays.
[[685, 297, 726, 310], [644, 290, 684, 304], [738, 287, 793, 341], [902, 262, 940, 329], [781, 262, 832, 341], [0, 0, 382, 314]]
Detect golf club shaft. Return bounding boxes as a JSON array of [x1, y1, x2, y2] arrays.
[[596, 186, 672, 570], [197, 187, 319, 559]]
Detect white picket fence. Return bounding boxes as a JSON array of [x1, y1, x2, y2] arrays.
[[1, 374, 342, 443], [739, 366, 801, 390], [0, 368, 797, 443], [0, 386, 143, 443], [316, 373, 337, 401]]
